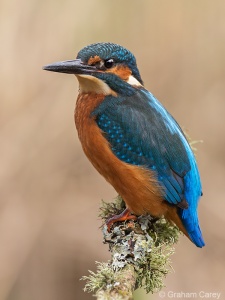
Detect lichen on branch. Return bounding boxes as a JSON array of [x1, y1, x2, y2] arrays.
[[81, 196, 180, 299]]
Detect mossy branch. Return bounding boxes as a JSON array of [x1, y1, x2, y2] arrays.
[[81, 196, 181, 299]]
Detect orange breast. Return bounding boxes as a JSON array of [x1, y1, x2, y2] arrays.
[[74, 93, 169, 217]]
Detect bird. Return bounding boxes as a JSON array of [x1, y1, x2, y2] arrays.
[[43, 42, 205, 248]]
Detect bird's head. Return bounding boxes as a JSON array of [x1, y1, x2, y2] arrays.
[[43, 43, 143, 96]]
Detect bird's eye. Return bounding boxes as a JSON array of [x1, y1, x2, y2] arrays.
[[104, 59, 114, 69]]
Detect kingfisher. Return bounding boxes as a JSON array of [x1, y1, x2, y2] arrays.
[[43, 42, 205, 248]]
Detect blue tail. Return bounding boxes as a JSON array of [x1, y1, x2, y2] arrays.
[[179, 208, 205, 248], [189, 225, 205, 248], [180, 144, 205, 248]]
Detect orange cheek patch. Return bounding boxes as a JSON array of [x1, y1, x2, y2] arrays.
[[106, 65, 132, 81], [88, 55, 101, 65]]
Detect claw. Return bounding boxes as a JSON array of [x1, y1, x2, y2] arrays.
[[106, 208, 137, 232]]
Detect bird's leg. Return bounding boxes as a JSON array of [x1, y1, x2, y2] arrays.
[[106, 208, 137, 232]]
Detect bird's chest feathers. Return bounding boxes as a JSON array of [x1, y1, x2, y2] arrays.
[[74, 92, 103, 138], [74, 93, 113, 175]]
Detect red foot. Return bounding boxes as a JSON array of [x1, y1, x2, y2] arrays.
[[106, 208, 137, 232]]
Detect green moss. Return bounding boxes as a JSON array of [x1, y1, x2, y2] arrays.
[[81, 262, 116, 293], [99, 196, 125, 221], [135, 243, 174, 293], [148, 218, 180, 246]]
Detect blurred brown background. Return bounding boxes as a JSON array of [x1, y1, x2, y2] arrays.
[[1, 0, 225, 299]]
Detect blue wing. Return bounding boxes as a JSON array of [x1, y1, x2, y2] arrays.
[[93, 88, 194, 204]]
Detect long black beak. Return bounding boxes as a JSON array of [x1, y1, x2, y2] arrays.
[[43, 59, 97, 75]]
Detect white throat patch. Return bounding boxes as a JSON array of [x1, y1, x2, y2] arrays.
[[76, 74, 142, 95], [76, 74, 114, 95]]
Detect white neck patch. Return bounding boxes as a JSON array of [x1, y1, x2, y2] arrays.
[[76, 74, 142, 95], [76, 74, 114, 95], [126, 75, 143, 87]]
